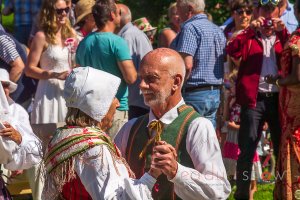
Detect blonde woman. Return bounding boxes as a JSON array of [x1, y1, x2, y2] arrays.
[[25, 0, 76, 126], [158, 2, 180, 48]]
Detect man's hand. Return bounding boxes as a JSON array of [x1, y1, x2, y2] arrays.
[[151, 141, 178, 180], [272, 18, 285, 32], [250, 17, 265, 30], [0, 122, 22, 145], [264, 74, 278, 84]]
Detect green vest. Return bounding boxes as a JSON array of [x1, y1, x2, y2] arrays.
[[125, 105, 200, 200]]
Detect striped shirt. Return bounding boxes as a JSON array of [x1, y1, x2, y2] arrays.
[[0, 34, 20, 65], [171, 14, 226, 86]]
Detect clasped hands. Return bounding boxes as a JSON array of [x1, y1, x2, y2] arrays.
[[148, 141, 178, 180], [0, 122, 22, 145]]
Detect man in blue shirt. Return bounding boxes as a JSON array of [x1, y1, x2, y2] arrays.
[[117, 3, 153, 119], [76, 0, 137, 138], [171, 0, 226, 128]]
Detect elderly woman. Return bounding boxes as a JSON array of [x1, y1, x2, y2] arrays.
[[43, 67, 161, 199], [0, 68, 42, 199]]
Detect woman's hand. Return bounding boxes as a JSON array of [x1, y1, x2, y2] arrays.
[[51, 70, 70, 80], [0, 122, 22, 145]]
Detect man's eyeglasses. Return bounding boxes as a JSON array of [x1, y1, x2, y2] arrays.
[[260, 0, 280, 6], [55, 7, 70, 15], [235, 9, 252, 16]]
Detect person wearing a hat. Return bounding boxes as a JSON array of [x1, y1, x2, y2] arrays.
[[0, 68, 42, 199], [133, 17, 157, 44], [0, 67, 42, 182], [43, 67, 159, 200], [74, 0, 96, 40]]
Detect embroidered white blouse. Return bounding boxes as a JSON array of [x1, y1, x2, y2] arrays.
[[115, 99, 231, 200], [43, 127, 156, 200]]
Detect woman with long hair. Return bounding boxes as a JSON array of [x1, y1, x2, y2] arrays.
[[25, 0, 76, 128]]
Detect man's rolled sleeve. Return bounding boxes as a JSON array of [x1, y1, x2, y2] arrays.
[[174, 27, 198, 57], [0, 35, 20, 64]]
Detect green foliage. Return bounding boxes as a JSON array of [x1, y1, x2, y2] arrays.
[[119, 0, 230, 28]]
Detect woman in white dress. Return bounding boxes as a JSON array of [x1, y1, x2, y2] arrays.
[[25, 0, 76, 125]]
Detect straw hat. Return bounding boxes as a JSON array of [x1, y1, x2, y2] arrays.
[[64, 67, 120, 122], [133, 17, 157, 32], [75, 0, 95, 25], [0, 68, 17, 93]]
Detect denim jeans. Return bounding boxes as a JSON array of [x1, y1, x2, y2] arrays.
[[183, 89, 220, 128]]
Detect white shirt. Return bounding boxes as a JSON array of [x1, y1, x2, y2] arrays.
[[0, 100, 42, 170], [115, 99, 231, 200], [259, 34, 279, 93], [43, 128, 156, 200]]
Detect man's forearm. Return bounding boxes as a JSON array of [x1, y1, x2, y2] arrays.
[[9, 58, 25, 82]]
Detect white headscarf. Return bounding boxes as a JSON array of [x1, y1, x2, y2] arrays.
[[64, 67, 121, 122]]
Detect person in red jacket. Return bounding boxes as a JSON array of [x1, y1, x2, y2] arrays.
[[226, 0, 289, 199]]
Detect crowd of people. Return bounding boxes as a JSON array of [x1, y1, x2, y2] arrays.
[[1, 0, 300, 199]]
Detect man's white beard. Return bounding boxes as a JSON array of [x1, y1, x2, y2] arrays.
[[143, 88, 171, 109]]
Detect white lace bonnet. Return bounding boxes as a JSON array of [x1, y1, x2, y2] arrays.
[[64, 67, 121, 122]]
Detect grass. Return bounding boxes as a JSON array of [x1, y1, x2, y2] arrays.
[[228, 183, 274, 200]]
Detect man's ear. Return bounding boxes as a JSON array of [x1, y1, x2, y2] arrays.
[[188, 4, 193, 14], [172, 74, 183, 91], [110, 11, 115, 21]]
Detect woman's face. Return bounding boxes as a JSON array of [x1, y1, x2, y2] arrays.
[[169, 6, 180, 26], [233, 7, 252, 30], [99, 98, 120, 132], [55, 0, 70, 25]]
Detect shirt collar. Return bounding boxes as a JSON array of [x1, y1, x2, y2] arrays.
[[148, 98, 185, 126], [181, 13, 207, 28], [118, 22, 133, 36]]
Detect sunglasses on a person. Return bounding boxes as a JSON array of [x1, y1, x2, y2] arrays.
[[235, 8, 252, 16], [55, 7, 70, 15], [260, 0, 280, 6]]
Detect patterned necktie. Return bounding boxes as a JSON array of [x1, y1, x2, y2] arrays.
[[139, 120, 163, 159]]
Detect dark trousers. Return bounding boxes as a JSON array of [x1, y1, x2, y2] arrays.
[[234, 93, 281, 200], [128, 106, 149, 120]]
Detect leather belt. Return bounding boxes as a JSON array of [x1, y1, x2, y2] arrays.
[[184, 85, 221, 93], [257, 92, 278, 98]]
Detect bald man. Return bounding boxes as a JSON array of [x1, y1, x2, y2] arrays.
[[115, 48, 231, 200], [117, 3, 153, 120]]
